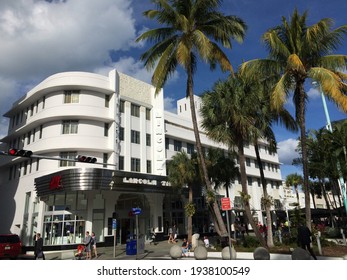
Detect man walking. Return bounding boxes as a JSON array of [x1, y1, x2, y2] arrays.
[[297, 223, 317, 260]]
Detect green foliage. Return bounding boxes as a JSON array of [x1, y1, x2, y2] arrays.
[[184, 202, 196, 217], [242, 235, 260, 248]]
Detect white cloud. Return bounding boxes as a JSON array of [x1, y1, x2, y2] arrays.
[[0, 0, 139, 138], [307, 87, 320, 99], [164, 97, 177, 113], [277, 138, 299, 165]]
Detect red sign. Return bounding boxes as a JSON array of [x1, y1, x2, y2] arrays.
[[49, 175, 63, 190], [221, 198, 231, 211]]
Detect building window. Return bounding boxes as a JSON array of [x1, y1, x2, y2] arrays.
[[187, 143, 194, 154], [131, 130, 140, 144], [146, 108, 151, 120], [42, 96, 46, 109], [105, 94, 110, 108], [146, 134, 151, 146], [131, 158, 140, 172], [247, 177, 253, 186], [246, 158, 251, 167], [104, 123, 109, 137], [234, 196, 243, 209], [131, 104, 140, 117], [60, 152, 77, 167], [62, 120, 78, 134], [103, 153, 108, 168], [174, 140, 182, 152], [147, 160, 152, 173], [165, 138, 169, 150], [119, 127, 124, 141], [27, 131, 31, 145], [119, 156, 124, 170], [64, 90, 80, 103], [39, 125, 43, 139], [120, 100, 125, 113]]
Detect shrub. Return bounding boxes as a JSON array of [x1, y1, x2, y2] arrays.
[[242, 236, 260, 248]]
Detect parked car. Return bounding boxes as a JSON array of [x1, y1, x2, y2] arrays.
[[0, 234, 22, 259]]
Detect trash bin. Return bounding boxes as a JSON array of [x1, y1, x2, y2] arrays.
[[126, 239, 137, 255]]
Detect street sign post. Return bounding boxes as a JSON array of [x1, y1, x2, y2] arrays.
[[221, 197, 233, 259], [131, 208, 141, 259], [112, 219, 117, 258]]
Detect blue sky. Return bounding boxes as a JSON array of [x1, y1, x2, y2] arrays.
[[0, 0, 346, 179]]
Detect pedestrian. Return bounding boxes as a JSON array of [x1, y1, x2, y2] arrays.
[[35, 233, 45, 260], [297, 223, 317, 260], [91, 232, 97, 258], [203, 236, 210, 248], [84, 231, 92, 260], [172, 224, 177, 243]]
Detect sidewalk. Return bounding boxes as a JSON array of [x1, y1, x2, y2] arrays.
[[40, 240, 345, 260]]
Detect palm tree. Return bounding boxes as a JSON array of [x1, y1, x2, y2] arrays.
[[241, 9, 347, 229], [136, 0, 247, 236], [200, 74, 268, 247], [285, 173, 303, 207], [167, 151, 200, 242], [205, 147, 240, 234]]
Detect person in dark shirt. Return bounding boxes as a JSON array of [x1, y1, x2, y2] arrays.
[[35, 233, 45, 260], [297, 223, 317, 260]]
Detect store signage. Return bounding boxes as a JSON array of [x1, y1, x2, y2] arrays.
[[49, 175, 63, 190], [122, 177, 171, 187]]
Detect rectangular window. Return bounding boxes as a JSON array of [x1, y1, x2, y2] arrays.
[[104, 123, 109, 137], [131, 158, 140, 172], [234, 196, 243, 209], [36, 159, 40, 171], [119, 156, 124, 170], [147, 160, 152, 174], [146, 134, 151, 146], [27, 131, 31, 145], [131, 130, 140, 144], [62, 120, 78, 134], [174, 140, 182, 152], [131, 104, 140, 117], [120, 100, 125, 113], [64, 90, 80, 103], [146, 108, 151, 120], [246, 158, 251, 167], [247, 177, 253, 186], [39, 125, 43, 139], [187, 143, 194, 155], [59, 152, 77, 167], [42, 96, 46, 109], [165, 138, 169, 150], [32, 128, 36, 142], [119, 127, 124, 141], [105, 94, 110, 108], [103, 153, 108, 168]]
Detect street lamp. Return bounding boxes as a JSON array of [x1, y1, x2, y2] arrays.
[[312, 81, 347, 216]]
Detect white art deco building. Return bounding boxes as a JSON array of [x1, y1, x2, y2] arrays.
[[0, 70, 285, 248]]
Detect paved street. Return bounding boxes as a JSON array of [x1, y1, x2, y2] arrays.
[[18, 239, 345, 260]]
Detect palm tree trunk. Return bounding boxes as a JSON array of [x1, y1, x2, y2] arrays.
[[186, 62, 227, 236], [297, 83, 311, 230], [188, 185, 193, 242], [238, 140, 267, 248], [254, 143, 274, 247]]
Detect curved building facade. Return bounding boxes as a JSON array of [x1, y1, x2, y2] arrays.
[[0, 69, 285, 248]]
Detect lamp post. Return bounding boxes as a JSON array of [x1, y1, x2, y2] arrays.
[[312, 82, 347, 215]]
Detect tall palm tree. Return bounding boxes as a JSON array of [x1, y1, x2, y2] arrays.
[[200, 74, 268, 247], [285, 173, 303, 207], [167, 151, 200, 242], [241, 9, 347, 229], [136, 0, 247, 236]]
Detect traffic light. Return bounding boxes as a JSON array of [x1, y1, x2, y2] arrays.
[[76, 155, 97, 163], [8, 148, 33, 157]]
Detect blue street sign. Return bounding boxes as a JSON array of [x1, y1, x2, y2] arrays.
[[112, 219, 117, 230], [132, 207, 142, 215]]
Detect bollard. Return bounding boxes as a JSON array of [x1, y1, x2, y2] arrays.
[[341, 229, 346, 245], [315, 231, 322, 256]]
